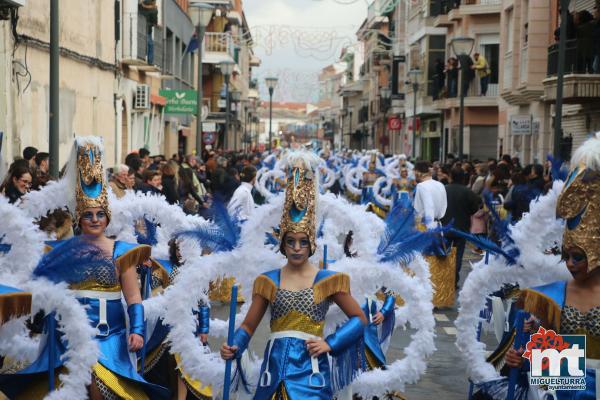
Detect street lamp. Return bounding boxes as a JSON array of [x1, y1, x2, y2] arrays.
[[340, 108, 348, 150], [408, 68, 422, 159], [361, 98, 368, 150], [348, 105, 354, 150], [230, 90, 241, 151], [219, 60, 235, 150], [451, 36, 475, 161], [265, 77, 278, 152], [189, 2, 214, 155]]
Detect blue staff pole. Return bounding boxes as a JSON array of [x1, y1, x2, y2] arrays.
[[139, 265, 152, 373], [48, 312, 56, 391], [506, 310, 529, 400], [223, 284, 238, 400], [323, 245, 328, 270]]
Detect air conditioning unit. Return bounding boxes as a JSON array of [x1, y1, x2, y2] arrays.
[[134, 84, 151, 110]]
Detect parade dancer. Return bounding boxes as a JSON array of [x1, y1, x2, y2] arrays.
[[0, 137, 169, 400], [220, 151, 368, 399]]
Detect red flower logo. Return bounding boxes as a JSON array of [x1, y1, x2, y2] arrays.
[[522, 327, 570, 371]]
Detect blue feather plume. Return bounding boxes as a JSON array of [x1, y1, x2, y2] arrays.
[[135, 217, 158, 246], [177, 199, 240, 252], [317, 218, 325, 239], [264, 231, 280, 247], [546, 154, 568, 182], [376, 197, 441, 264], [0, 235, 11, 254], [33, 236, 114, 284], [446, 227, 518, 265], [483, 190, 514, 245]]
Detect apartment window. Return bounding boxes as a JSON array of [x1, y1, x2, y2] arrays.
[[522, 0, 529, 46], [165, 29, 174, 74], [482, 43, 500, 85], [427, 35, 446, 96]]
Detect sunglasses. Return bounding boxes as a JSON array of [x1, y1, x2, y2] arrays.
[[81, 211, 108, 221], [284, 238, 311, 249], [561, 251, 586, 264]]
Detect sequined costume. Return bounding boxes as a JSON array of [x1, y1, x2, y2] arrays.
[[517, 281, 598, 399], [0, 239, 169, 400], [234, 269, 365, 400]]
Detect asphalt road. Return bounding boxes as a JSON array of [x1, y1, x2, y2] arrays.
[[210, 249, 499, 400]]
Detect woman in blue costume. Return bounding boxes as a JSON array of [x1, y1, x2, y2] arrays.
[[483, 133, 600, 400], [0, 138, 169, 400], [220, 152, 368, 400]]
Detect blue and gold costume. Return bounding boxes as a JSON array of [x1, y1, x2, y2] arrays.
[[518, 281, 598, 399], [232, 268, 364, 400], [362, 295, 396, 370]]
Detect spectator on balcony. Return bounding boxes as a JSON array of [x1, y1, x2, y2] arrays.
[[433, 58, 445, 100], [459, 56, 475, 96], [554, 8, 576, 42], [575, 10, 594, 73], [594, 6, 600, 73], [472, 52, 491, 96], [444, 57, 458, 98]]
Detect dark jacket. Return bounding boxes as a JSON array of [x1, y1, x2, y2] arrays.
[[4, 185, 24, 204], [161, 175, 179, 205], [441, 183, 480, 234]]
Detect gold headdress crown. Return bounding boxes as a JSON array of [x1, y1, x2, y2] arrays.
[[556, 132, 600, 272], [279, 151, 320, 254], [70, 137, 111, 222]]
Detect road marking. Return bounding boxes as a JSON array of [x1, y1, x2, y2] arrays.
[[434, 313, 450, 322], [443, 327, 457, 335]]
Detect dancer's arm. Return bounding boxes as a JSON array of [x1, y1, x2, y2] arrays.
[[220, 294, 268, 360], [121, 265, 144, 351]]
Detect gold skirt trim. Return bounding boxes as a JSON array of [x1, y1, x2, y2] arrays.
[[426, 248, 456, 308], [93, 362, 149, 400], [0, 292, 31, 324], [174, 353, 213, 398], [209, 277, 245, 303]]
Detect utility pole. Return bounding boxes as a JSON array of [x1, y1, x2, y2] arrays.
[[554, 0, 570, 159], [49, 0, 59, 177]]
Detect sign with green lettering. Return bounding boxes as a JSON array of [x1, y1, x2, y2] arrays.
[[160, 90, 197, 114]]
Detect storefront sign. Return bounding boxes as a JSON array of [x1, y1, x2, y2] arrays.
[[388, 116, 402, 130], [160, 90, 197, 114], [510, 115, 532, 135], [202, 132, 216, 145], [202, 122, 217, 132]]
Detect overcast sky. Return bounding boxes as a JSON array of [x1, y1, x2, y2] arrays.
[[244, 0, 368, 103]]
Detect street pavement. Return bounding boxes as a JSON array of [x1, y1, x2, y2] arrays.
[[209, 248, 497, 400]]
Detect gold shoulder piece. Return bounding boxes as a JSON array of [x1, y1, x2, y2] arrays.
[[313, 272, 350, 304], [520, 289, 562, 331], [252, 275, 277, 302], [115, 245, 151, 274]]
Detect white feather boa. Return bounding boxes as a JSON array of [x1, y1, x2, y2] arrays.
[[455, 181, 572, 383], [0, 197, 99, 400], [158, 192, 435, 398]]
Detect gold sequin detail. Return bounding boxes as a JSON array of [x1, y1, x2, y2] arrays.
[[557, 166, 600, 272], [426, 247, 456, 308], [270, 310, 325, 337], [92, 362, 149, 400], [208, 276, 245, 303], [174, 353, 213, 398], [75, 143, 111, 222], [279, 164, 317, 253]]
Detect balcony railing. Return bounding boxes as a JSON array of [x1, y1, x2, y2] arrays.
[[203, 32, 235, 63], [546, 39, 591, 76]]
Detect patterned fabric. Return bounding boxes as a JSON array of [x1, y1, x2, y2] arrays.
[[89, 261, 120, 288], [93, 372, 119, 400], [270, 288, 330, 322], [561, 306, 600, 336]]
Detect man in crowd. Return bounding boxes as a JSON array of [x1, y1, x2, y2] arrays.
[[32, 152, 52, 190], [22, 146, 38, 169], [227, 165, 257, 221], [109, 164, 135, 198], [472, 52, 491, 96], [140, 170, 162, 195], [441, 167, 480, 289], [413, 161, 447, 229]]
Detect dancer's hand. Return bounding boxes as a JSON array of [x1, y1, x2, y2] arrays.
[[306, 338, 331, 357], [220, 343, 238, 360], [372, 311, 384, 325], [505, 347, 524, 368], [128, 333, 144, 352], [199, 333, 208, 344]]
